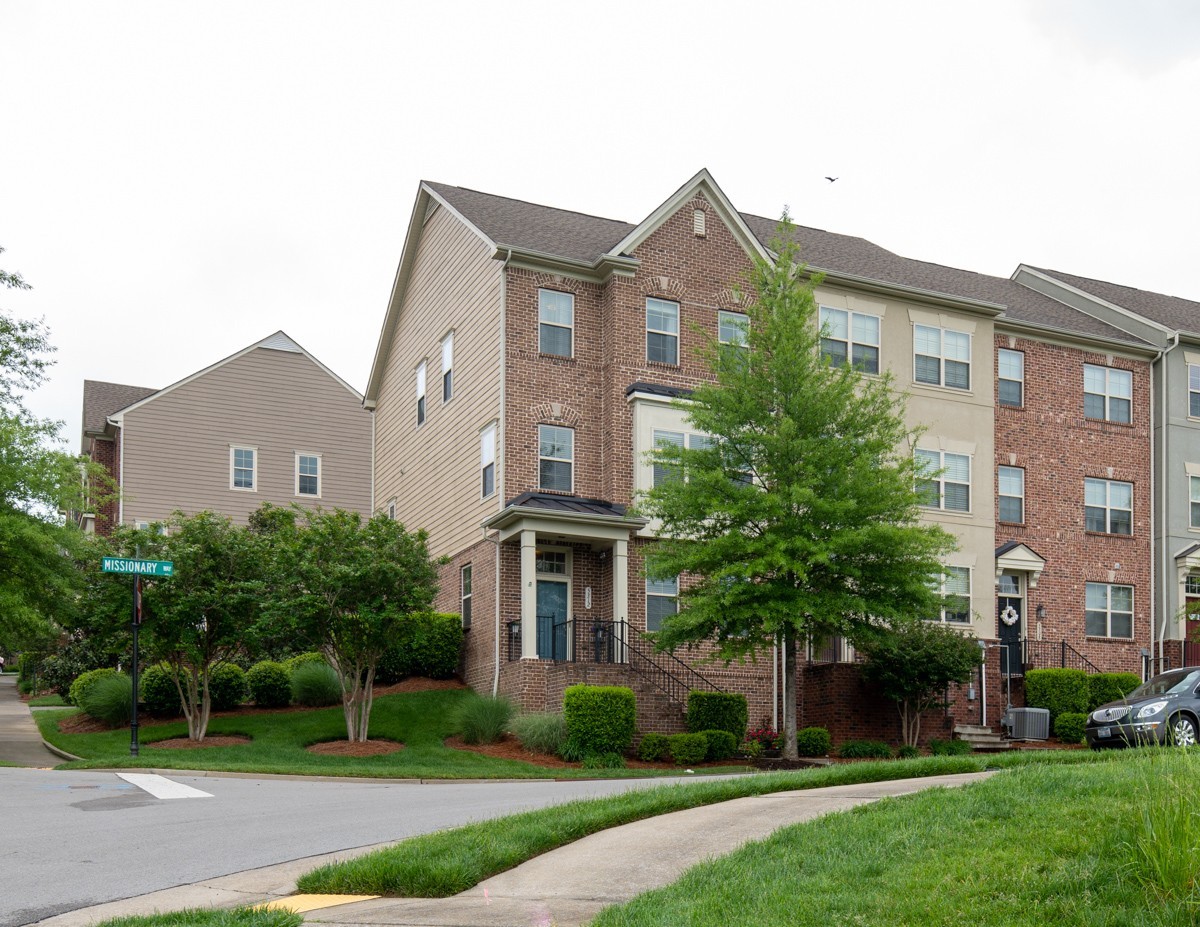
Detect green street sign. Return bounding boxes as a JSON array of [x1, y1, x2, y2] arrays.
[[101, 557, 175, 577]]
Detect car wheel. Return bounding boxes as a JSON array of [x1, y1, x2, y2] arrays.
[[1168, 714, 1197, 747]]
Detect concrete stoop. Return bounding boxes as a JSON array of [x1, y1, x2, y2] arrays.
[[953, 724, 1012, 751]]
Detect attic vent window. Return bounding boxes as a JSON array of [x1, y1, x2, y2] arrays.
[[693, 209, 706, 237]]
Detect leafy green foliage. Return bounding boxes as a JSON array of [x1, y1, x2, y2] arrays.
[[510, 712, 567, 755], [668, 732, 708, 765], [377, 612, 463, 682], [1025, 668, 1090, 726], [581, 752, 627, 770], [291, 662, 342, 707], [207, 663, 248, 711], [284, 652, 327, 672], [701, 729, 739, 761], [455, 694, 514, 745], [1055, 712, 1088, 745], [858, 621, 981, 746], [637, 218, 957, 760], [637, 733, 671, 762], [895, 744, 920, 759], [928, 738, 973, 756], [838, 740, 894, 759], [686, 691, 748, 740], [67, 667, 119, 707], [563, 685, 636, 758], [1089, 672, 1142, 710], [77, 672, 133, 727], [247, 661, 291, 708], [139, 663, 182, 716], [796, 726, 832, 757]]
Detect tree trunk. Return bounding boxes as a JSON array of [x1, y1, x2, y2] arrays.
[[781, 626, 799, 761]]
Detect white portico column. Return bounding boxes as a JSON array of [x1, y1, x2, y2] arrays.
[[613, 537, 629, 664], [521, 529, 538, 659]]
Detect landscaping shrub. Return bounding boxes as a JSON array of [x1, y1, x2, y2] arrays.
[[796, 726, 832, 757], [1025, 668, 1089, 726], [686, 691, 748, 739], [208, 663, 249, 711], [745, 727, 781, 751], [637, 732, 671, 762], [895, 744, 920, 759], [701, 729, 739, 762], [1055, 711, 1088, 745], [581, 752, 626, 769], [285, 652, 328, 673], [377, 612, 463, 682], [668, 732, 708, 765], [68, 668, 119, 708], [562, 685, 636, 758], [291, 662, 342, 707], [140, 664, 183, 716], [1088, 672, 1142, 710], [77, 673, 133, 727], [510, 712, 568, 755], [928, 738, 973, 756], [247, 661, 292, 708], [838, 740, 893, 759], [739, 739, 764, 760], [456, 694, 514, 745]]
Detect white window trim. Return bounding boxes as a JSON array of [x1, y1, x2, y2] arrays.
[[1191, 474, 1200, 530], [441, 332, 454, 404], [461, 563, 473, 629], [916, 448, 972, 514], [416, 360, 427, 426], [935, 566, 972, 624], [480, 421, 497, 499], [913, 324, 972, 391], [646, 297, 680, 365], [998, 465, 1025, 524], [1085, 581, 1134, 639], [718, 310, 749, 347], [820, 306, 881, 374], [997, 348, 1025, 407], [538, 289, 575, 358], [1084, 477, 1133, 536], [230, 445, 258, 492], [1083, 363, 1132, 423], [538, 424, 574, 494], [646, 575, 679, 632], [1189, 364, 1200, 420], [295, 451, 322, 499]]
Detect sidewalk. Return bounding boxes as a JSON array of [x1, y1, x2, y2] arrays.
[[35, 771, 993, 927], [0, 673, 65, 767]]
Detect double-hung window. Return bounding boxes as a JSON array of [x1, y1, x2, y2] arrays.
[[998, 349, 1024, 407], [820, 307, 880, 374], [1086, 582, 1133, 638], [718, 310, 749, 347], [652, 430, 685, 487], [935, 567, 971, 624], [480, 423, 496, 498], [646, 576, 679, 632], [296, 453, 321, 497], [441, 332, 454, 402], [1085, 478, 1132, 535], [538, 425, 573, 492], [416, 360, 427, 426], [461, 565, 473, 629], [1190, 365, 1200, 418], [914, 324, 970, 389], [1083, 364, 1132, 423], [915, 449, 971, 512], [539, 289, 574, 357], [230, 446, 256, 491], [646, 298, 679, 365], [998, 465, 1024, 523], [1190, 475, 1200, 529]]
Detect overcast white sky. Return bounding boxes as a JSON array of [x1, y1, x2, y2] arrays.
[[4, 1, 1200, 451]]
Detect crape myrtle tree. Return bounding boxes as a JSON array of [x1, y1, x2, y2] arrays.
[[271, 508, 439, 742], [638, 217, 958, 762]]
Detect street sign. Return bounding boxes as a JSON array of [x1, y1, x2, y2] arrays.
[[101, 557, 174, 577]]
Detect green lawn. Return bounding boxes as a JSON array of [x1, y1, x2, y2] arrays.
[[27, 694, 67, 707], [33, 689, 744, 780]]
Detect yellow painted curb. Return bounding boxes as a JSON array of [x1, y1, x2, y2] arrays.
[[254, 894, 379, 913]]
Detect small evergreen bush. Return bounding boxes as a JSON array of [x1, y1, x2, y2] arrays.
[[895, 744, 920, 759], [247, 661, 292, 708], [1088, 672, 1142, 711], [291, 662, 342, 707], [563, 685, 636, 758], [510, 712, 568, 755], [701, 729, 739, 761], [686, 691, 748, 739], [207, 663, 248, 711], [68, 668, 119, 708], [1025, 668, 1089, 726], [637, 732, 671, 762], [78, 673, 133, 727], [928, 738, 973, 756], [796, 726, 832, 757], [377, 613, 464, 682], [456, 694, 514, 745], [1055, 711, 1088, 745], [838, 739, 893, 759], [668, 732, 708, 765], [285, 652, 328, 672], [140, 664, 183, 716]]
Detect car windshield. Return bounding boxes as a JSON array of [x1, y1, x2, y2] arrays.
[[1129, 670, 1200, 698]]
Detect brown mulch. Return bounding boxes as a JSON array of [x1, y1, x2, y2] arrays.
[[307, 739, 405, 757], [148, 735, 252, 749]]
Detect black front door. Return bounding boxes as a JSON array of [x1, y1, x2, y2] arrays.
[[997, 595, 1023, 677]]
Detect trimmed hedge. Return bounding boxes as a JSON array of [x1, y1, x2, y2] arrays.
[[208, 663, 248, 711], [1024, 668, 1090, 725], [1088, 672, 1142, 710], [686, 691, 748, 740], [247, 661, 292, 708], [68, 668, 119, 708], [377, 612, 464, 682], [701, 729, 739, 761], [78, 673, 134, 727], [562, 684, 636, 758], [1055, 711, 1088, 745], [140, 664, 183, 716], [668, 732, 708, 765], [796, 726, 832, 757], [637, 732, 671, 762]]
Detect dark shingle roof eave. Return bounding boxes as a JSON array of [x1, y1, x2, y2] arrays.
[[82, 380, 158, 439]]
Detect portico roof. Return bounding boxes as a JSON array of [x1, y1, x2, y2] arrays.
[[484, 492, 646, 543]]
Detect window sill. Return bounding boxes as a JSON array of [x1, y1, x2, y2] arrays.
[[911, 380, 973, 397], [539, 353, 576, 363], [1085, 636, 1135, 643], [998, 520, 1026, 527], [920, 507, 974, 518], [1083, 417, 1134, 428], [997, 403, 1025, 412], [646, 360, 680, 370], [536, 488, 575, 496], [1084, 531, 1135, 540]]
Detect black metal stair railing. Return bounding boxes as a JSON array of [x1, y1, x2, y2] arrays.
[[608, 620, 723, 705], [1022, 638, 1101, 675]]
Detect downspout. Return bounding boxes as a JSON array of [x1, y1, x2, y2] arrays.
[[1158, 333, 1181, 666], [369, 408, 376, 513], [485, 526, 502, 696], [491, 248, 512, 698], [117, 421, 125, 526], [772, 637, 779, 731]]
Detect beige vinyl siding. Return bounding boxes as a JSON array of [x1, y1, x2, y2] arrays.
[[120, 347, 371, 525], [373, 203, 503, 558]]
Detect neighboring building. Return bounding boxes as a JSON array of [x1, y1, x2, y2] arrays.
[[80, 331, 372, 533]]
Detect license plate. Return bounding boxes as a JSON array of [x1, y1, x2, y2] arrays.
[[1097, 727, 1111, 738]]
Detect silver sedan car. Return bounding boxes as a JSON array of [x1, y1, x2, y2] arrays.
[[1086, 667, 1200, 748]]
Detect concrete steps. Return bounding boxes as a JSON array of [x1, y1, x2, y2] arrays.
[[954, 724, 1012, 751]]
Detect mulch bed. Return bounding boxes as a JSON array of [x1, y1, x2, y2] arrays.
[[306, 738, 405, 757], [148, 735, 252, 749]]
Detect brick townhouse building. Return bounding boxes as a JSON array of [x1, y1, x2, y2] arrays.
[[366, 169, 1163, 744]]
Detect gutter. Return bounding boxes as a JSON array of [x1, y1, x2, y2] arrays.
[[1158, 332, 1182, 665], [493, 248, 512, 698]]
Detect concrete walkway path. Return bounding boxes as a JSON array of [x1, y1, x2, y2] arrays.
[[35, 771, 993, 927], [0, 673, 64, 767]]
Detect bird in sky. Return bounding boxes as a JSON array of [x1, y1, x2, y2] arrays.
[[825, 176, 838, 182]]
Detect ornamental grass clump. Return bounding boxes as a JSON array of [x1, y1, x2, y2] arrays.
[[291, 662, 342, 708], [509, 711, 567, 755], [77, 672, 133, 727], [456, 694, 514, 745]]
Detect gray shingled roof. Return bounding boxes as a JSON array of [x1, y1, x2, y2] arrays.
[[1031, 267, 1200, 335], [505, 491, 631, 519], [82, 379, 157, 440], [425, 182, 1149, 348]]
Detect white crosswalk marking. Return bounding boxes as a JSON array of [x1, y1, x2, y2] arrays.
[[117, 773, 214, 799]]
